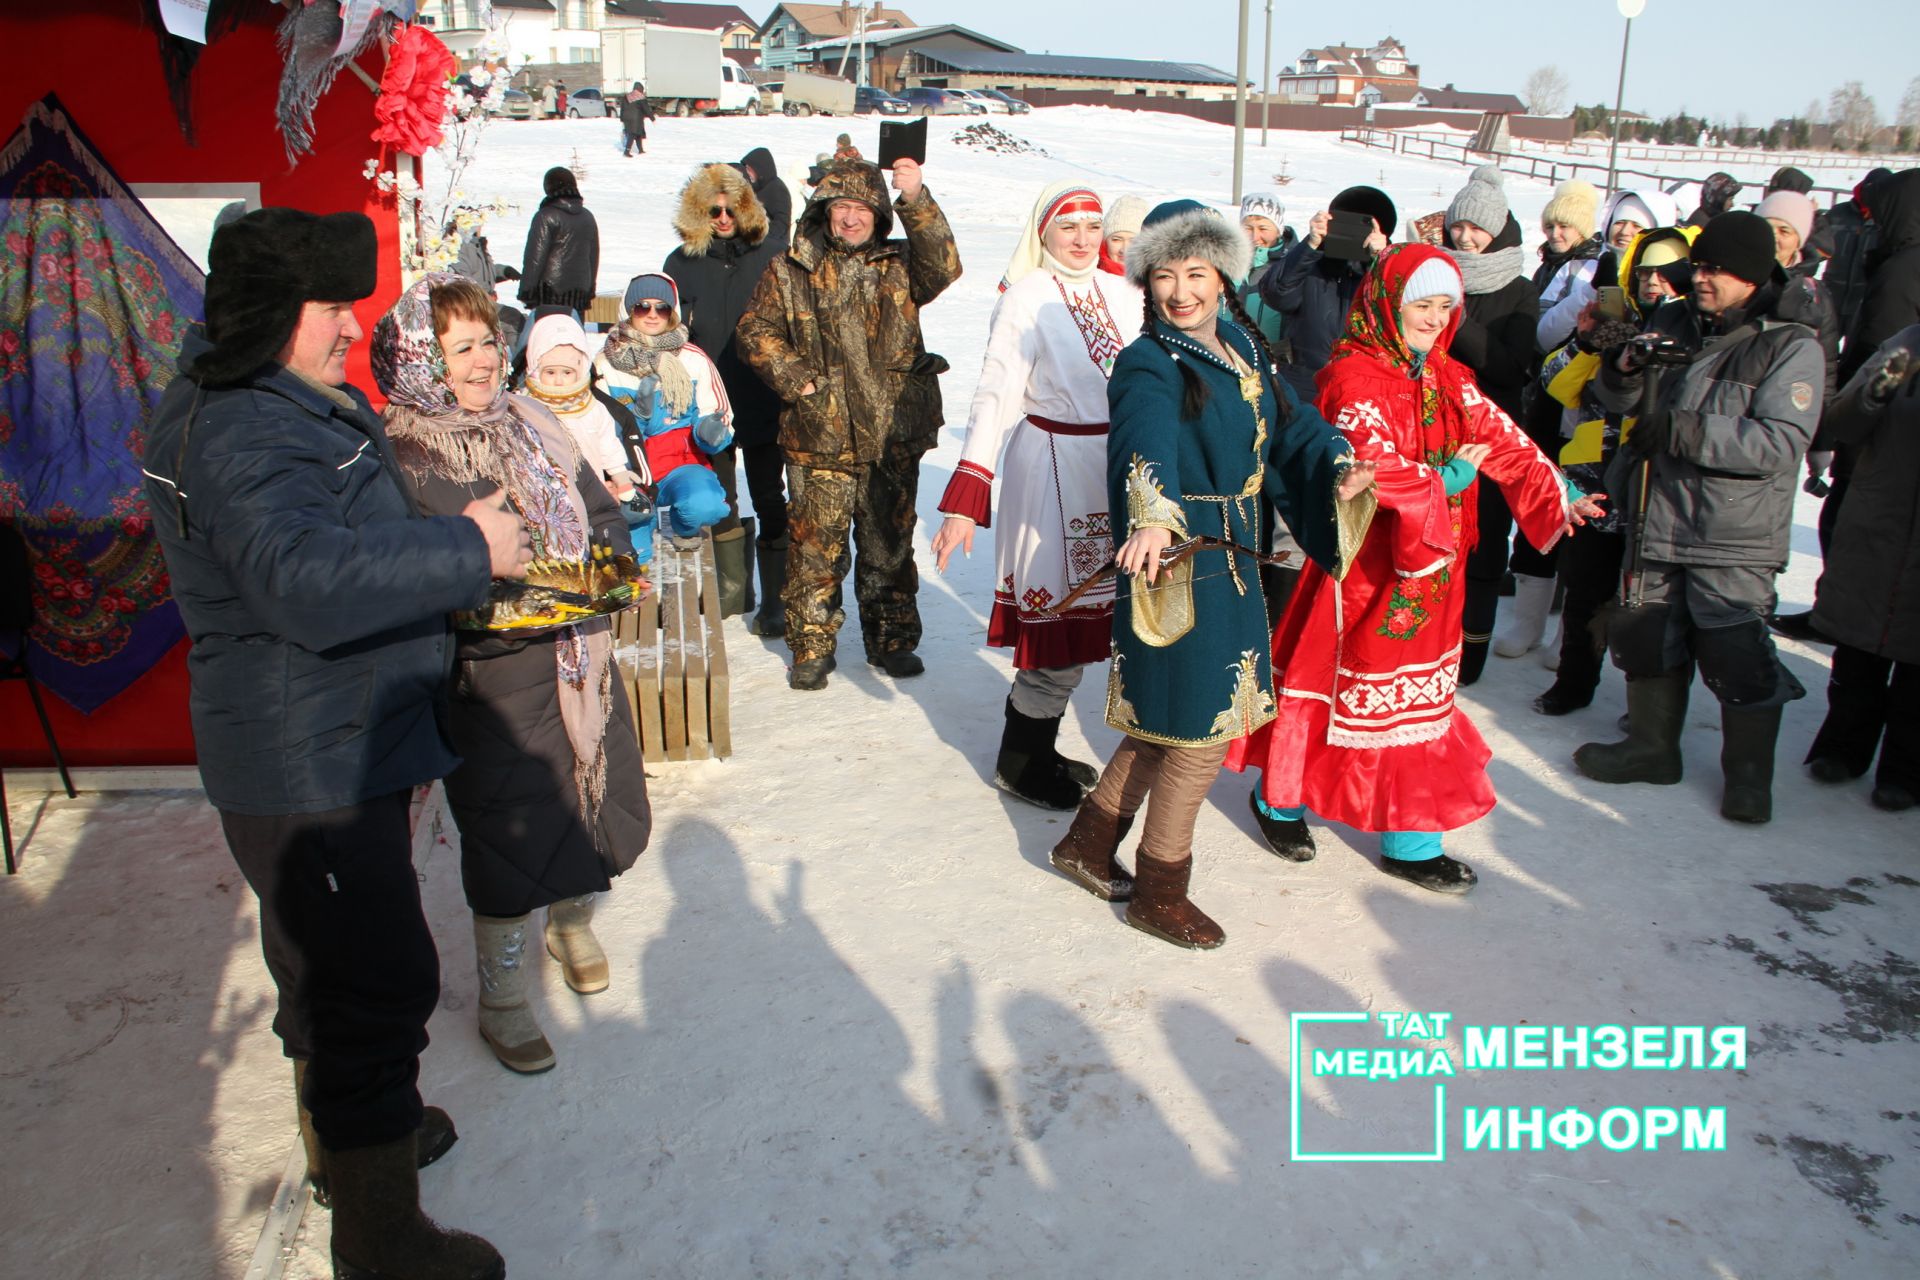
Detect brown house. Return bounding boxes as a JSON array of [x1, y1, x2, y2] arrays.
[[1276, 37, 1418, 105]]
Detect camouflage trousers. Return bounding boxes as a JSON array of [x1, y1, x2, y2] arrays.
[[784, 442, 925, 662]]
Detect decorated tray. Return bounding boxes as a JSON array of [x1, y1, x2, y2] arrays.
[[459, 546, 651, 632]]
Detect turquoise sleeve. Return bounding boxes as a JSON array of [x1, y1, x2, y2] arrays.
[[1440, 454, 1478, 496]]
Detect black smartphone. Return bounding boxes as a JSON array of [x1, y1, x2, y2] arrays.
[[1321, 210, 1375, 260]]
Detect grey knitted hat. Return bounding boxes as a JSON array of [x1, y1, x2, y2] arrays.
[[1447, 164, 1509, 235]]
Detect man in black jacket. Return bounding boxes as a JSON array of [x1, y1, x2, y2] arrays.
[[1259, 184, 1396, 399], [619, 80, 652, 155], [143, 209, 527, 1279]]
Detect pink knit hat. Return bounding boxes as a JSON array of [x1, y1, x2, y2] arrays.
[[1754, 191, 1815, 251]]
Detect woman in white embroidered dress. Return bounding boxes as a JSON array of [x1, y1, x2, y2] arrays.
[[931, 183, 1144, 810]]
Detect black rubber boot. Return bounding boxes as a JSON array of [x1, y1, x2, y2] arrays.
[[1248, 790, 1315, 861], [992, 697, 1084, 810], [1720, 703, 1781, 824], [749, 533, 788, 636], [1573, 673, 1689, 785], [711, 519, 753, 619], [326, 1133, 503, 1280]]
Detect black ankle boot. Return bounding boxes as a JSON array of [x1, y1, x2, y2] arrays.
[[1248, 790, 1315, 861], [992, 698, 1084, 810], [789, 653, 836, 691], [1380, 853, 1478, 894]]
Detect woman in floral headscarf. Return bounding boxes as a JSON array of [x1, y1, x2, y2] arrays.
[[372, 274, 650, 1076], [1227, 245, 1603, 894]]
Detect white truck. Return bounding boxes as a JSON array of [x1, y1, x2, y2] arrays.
[[600, 24, 761, 116], [779, 69, 857, 117]]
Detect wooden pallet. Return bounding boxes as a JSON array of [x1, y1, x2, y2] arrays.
[[613, 532, 731, 763], [584, 293, 624, 326]]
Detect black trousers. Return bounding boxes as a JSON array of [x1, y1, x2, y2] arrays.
[[221, 791, 440, 1151], [1808, 643, 1920, 790], [1459, 483, 1512, 685], [711, 440, 789, 542], [1551, 525, 1627, 698]]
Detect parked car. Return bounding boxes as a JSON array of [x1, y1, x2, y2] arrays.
[[565, 86, 609, 118], [854, 86, 911, 116], [491, 87, 533, 120], [977, 89, 1032, 115], [759, 81, 784, 113], [950, 89, 1009, 114], [896, 87, 986, 117]]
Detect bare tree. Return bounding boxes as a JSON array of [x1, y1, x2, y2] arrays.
[[1827, 81, 1879, 147], [1522, 65, 1570, 117], [1899, 75, 1920, 128]]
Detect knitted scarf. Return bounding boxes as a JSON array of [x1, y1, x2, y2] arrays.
[[1448, 242, 1526, 297], [370, 274, 614, 830], [599, 319, 695, 419]]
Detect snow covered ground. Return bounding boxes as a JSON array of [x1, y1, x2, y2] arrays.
[[2, 107, 1915, 1279]]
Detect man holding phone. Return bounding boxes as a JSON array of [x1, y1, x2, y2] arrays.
[[1259, 184, 1396, 397], [736, 153, 962, 689]]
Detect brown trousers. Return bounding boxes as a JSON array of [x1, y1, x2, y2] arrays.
[[1085, 735, 1230, 861]]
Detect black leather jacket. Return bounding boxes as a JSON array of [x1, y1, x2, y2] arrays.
[[518, 194, 600, 312]]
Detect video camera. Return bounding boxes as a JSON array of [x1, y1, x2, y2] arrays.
[[1623, 332, 1694, 370]]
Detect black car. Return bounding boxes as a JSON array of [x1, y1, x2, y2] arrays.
[[854, 86, 911, 116]]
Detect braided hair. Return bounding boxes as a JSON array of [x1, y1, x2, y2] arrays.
[[1141, 268, 1294, 421]]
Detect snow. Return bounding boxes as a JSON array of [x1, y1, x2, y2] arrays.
[[3, 107, 1916, 1279]]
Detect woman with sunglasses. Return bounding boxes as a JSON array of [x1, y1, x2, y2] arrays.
[[372, 274, 650, 1074], [595, 273, 735, 543]]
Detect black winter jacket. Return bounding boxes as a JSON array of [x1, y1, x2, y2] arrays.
[[1839, 169, 1920, 387], [1812, 325, 1920, 664], [664, 232, 783, 447], [519, 194, 600, 312], [619, 93, 652, 138], [142, 340, 491, 815], [1448, 216, 1539, 420], [742, 147, 792, 254], [1259, 238, 1368, 398]]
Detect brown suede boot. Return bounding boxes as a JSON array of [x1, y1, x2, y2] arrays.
[[1048, 802, 1136, 900], [294, 1061, 457, 1209], [1124, 852, 1225, 949], [326, 1133, 504, 1280]]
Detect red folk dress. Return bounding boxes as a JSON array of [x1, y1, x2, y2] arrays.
[[1226, 244, 1573, 833]]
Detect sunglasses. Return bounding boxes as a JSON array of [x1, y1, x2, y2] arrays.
[[708, 205, 734, 219], [630, 300, 673, 315]]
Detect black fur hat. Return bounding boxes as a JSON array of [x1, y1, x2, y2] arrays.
[[190, 207, 377, 386]]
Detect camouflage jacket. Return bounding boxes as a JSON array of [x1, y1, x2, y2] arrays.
[[735, 162, 961, 469]]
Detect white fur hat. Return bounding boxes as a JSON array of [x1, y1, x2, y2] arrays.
[[1125, 200, 1251, 288]]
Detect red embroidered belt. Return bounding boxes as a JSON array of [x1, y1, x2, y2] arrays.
[[1027, 415, 1108, 436]]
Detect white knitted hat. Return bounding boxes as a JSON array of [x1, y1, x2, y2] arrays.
[[1401, 255, 1463, 307]]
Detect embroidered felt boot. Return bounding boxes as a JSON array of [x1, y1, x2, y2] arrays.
[[473, 914, 555, 1074], [325, 1133, 504, 1280], [1573, 673, 1689, 786], [1125, 852, 1224, 949], [544, 894, 609, 994], [1048, 801, 1136, 900]]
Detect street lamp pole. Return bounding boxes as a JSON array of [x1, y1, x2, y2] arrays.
[[1232, 0, 1250, 203], [1606, 0, 1646, 195], [1260, 0, 1273, 147]]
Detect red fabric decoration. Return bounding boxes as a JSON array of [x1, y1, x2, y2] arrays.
[[370, 23, 453, 154]]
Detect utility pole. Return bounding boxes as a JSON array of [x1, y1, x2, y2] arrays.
[[1260, 0, 1272, 147], [1232, 0, 1249, 203]]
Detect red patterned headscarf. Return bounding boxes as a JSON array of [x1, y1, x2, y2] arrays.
[[1323, 242, 1465, 378]]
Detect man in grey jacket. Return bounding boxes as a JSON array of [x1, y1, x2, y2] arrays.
[[1573, 212, 1826, 825], [144, 209, 526, 1278]]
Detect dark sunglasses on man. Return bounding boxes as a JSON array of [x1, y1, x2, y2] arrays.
[[708, 205, 734, 220]]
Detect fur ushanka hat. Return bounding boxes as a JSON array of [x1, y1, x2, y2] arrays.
[[190, 207, 377, 386], [1125, 200, 1250, 289]]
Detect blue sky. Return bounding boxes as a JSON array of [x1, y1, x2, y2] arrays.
[[903, 1, 1914, 125]]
